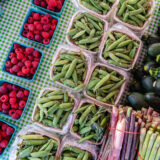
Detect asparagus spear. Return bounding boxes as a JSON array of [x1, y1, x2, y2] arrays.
[[144, 132, 158, 160], [121, 107, 132, 160], [125, 113, 135, 160], [149, 135, 160, 160], [155, 145, 160, 160]]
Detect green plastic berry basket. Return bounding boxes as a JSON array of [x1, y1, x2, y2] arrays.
[[0, 80, 31, 121], [19, 8, 59, 47], [2, 42, 44, 82], [31, 0, 67, 17], [0, 118, 17, 159]]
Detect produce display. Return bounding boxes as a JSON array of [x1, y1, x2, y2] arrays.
[[0, 121, 15, 155], [33, 0, 65, 13], [86, 65, 125, 104], [116, 0, 151, 27], [16, 133, 59, 159], [4, 43, 42, 80], [59, 145, 93, 160], [79, 0, 116, 15], [21, 11, 58, 45], [110, 106, 160, 160], [0, 82, 30, 119], [33, 89, 75, 129], [102, 31, 140, 69], [67, 12, 105, 52], [51, 50, 88, 91], [72, 102, 110, 143], [128, 32, 160, 113]]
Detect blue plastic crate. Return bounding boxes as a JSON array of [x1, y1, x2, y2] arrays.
[[19, 8, 59, 47], [0, 118, 17, 158], [0, 80, 31, 121], [2, 42, 44, 82], [31, 0, 67, 17], [0, 8, 2, 17]]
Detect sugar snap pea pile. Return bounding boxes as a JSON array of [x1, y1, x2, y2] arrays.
[[58, 145, 93, 160], [68, 13, 104, 52], [103, 31, 140, 69], [86, 66, 125, 104], [16, 133, 58, 160], [117, 0, 151, 27], [52, 51, 87, 91], [72, 103, 110, 143], [34, 89, 74, 129], [80, 0, 116, 15]]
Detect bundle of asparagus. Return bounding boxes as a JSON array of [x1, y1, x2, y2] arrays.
[[107, 106, 160, 160]]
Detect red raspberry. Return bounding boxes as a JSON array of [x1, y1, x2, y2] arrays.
[[34, 58, 40, 62], [9, 91, 16, 98], [5, 61, 12, 68], [25, 47, 34, 54], [24, 23, 29, 30], [17, 52, 24, 60], [33, 12, 40, 20], [6, 126, 14, 136], [12, 65, 20, 73], [9, 52, 16, 59], [48, 30, 54, 37], [24, 60, 32, 68], [17, 91, 24, 99], [22, 31, 28, 37], [17, 62, 24, 68], [2, 123, 8, 131], [14, 43, 21, 49], [9, 98, 17, 104], [16, 110, 23, 116], [22, 66, 30, 74], [22, 57, 27, 63], [2, 109, 9, 114], [36, 23, 43, 31], [5, 136, 11, 141], [43, 39, 50, 44], [28, 24, 35, 31], [35, 35, 43, 42], [9, 109, 16, 116], [27, 16, 34, 24], [11, 57, 18, 65], [15, 48, 23, 54], [1, 131, 7, 138], [32, 61, 39, 68], [24, 90, 29, 96], [48, 0, 57, 7], [43, 24, 51, 31], [51, 19, 57, 24], [9, 68, 14, 74], [2, 83, 8, 87], [51, 24, 56, 30], [34, 0, 40, 5], [41, 1, 47, 8], [0, 140, 8, 148], [27, 32, 34, 40], [34, 21, 40, 26], [45, 14, 52, 21], [0, 135, 2, 142], [42, 32, 50, 39], [5, 68, 10, 72], [32, 50, 40, 58], [0, 104, 2, 111], [41, 16, 49, 24], [34, 30, 40, 35], [2, 103, 10, 110], [19, 100, 26, 108], [11, 103, 18, 109], [12, 85, 20, 91], [28, 55, 34, 61], [6, 84, 13, 90], [0, 86, 8, 94], [57, 0, 62, 9], [11, 112, 20, 119], [17, 71, 25, 77], [0, 95, 9, 103], [30, 68, 35, 74]]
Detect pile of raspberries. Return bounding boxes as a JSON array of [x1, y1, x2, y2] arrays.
[[0, 121, 15, 154], [34, 0, 64, 13], [22, 11, 58, 45], [5, 43, 42, 79], [0, 82, 30, 119]]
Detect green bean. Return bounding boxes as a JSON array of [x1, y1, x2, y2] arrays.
[[117, 1, 127, 17], [79, 134, 95, 143]]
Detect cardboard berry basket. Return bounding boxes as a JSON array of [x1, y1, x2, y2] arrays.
[[70, 98, 111, 145], [19, 8, 59, 47], [32, 87, 79, 135], [31, 0, 67, 17], [84, 63, 129, 108], [0, 118, 17, 159], [0, 80, 31, 121], [2, 42, 44, 82]]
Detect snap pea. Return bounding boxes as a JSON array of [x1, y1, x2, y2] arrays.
[[117, 0, 151, 27], [103, 31, 140, 69], [68, 12, 104, 52], [34, 89, 74, 129], [52, 50, 88, 91]]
